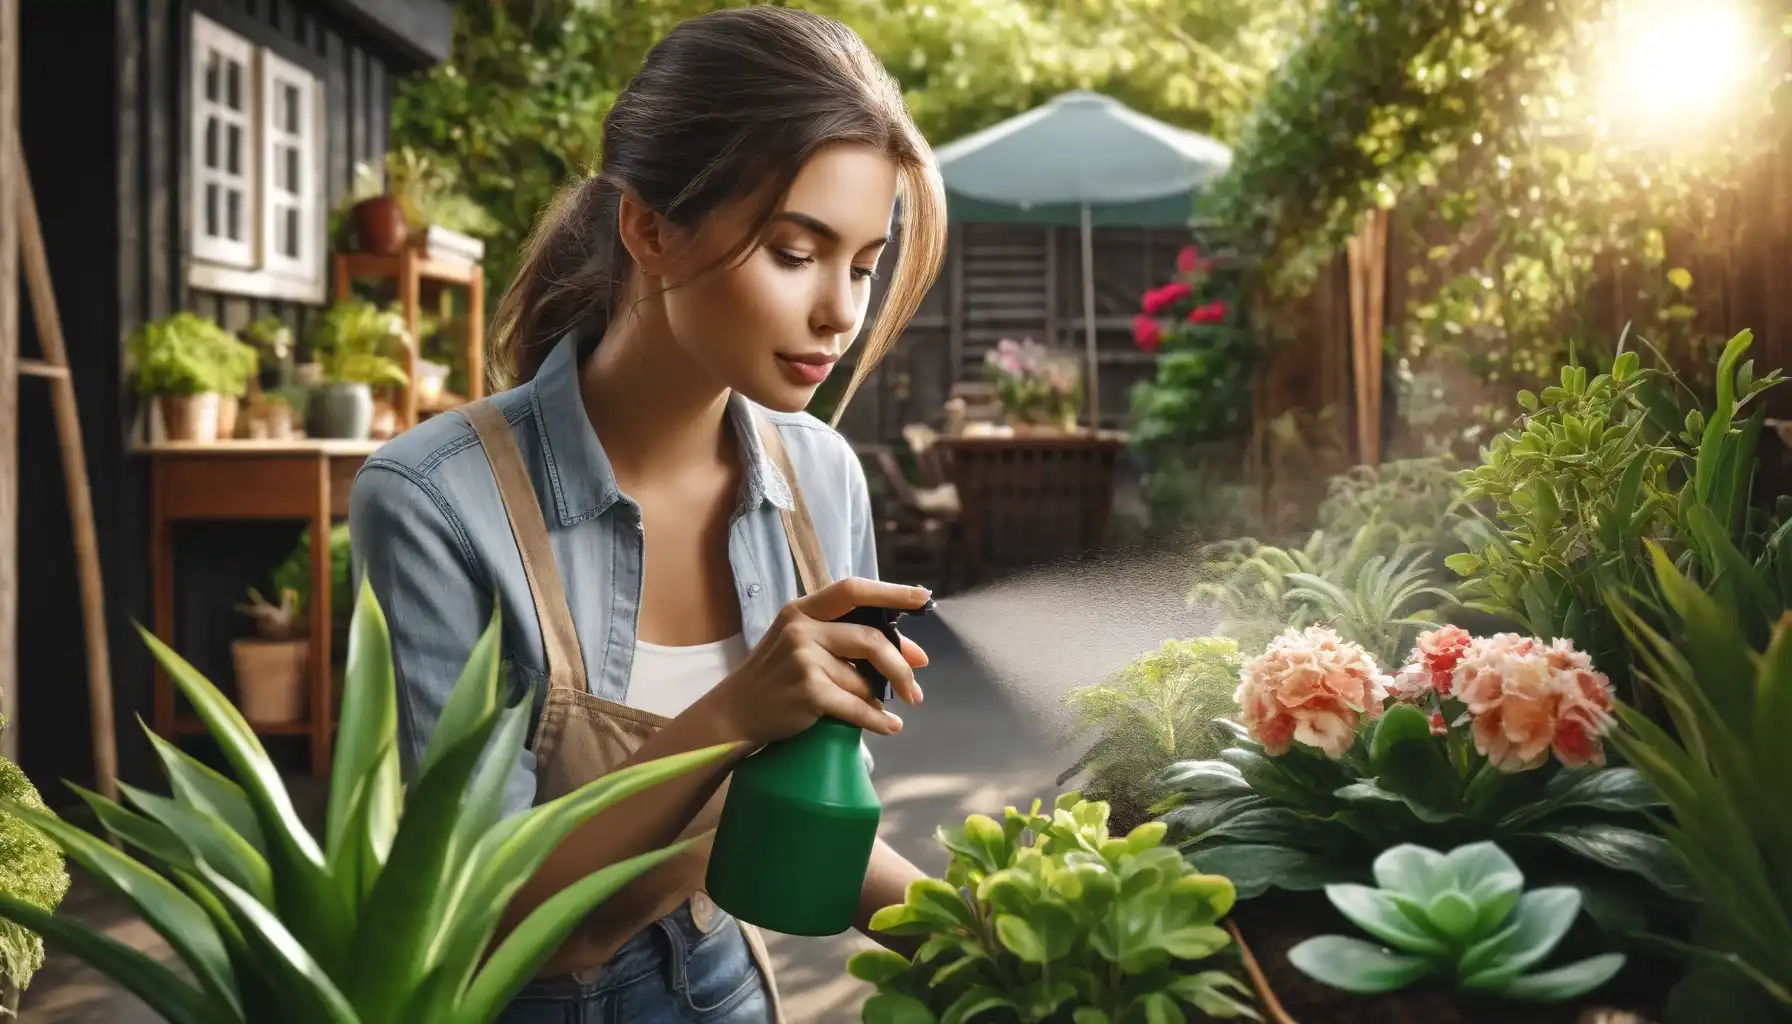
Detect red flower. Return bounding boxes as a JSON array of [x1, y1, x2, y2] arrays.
[[1187, 300, 1228, 325], [1177, 246, 1200, 275], [1429, 711, 1448, 737], [1132, 315, 1163, 353], [1141, 281, 1191, 317]]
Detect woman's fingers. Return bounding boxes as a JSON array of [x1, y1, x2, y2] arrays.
[[810, 622, 919, 705], [897, 631, 929, 668], [795, 577, 930, 623]]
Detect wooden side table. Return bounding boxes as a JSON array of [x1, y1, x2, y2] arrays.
[[145, 440, 378, 776]]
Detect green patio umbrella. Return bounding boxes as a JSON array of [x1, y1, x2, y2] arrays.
[[931, 91, 1231, 426]]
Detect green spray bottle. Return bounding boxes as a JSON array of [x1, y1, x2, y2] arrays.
[[705, 599, 934, 935]]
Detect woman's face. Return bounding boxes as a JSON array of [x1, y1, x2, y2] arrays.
[[658, 143, 900, 413]]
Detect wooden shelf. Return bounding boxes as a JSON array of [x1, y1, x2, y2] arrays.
[[335, 249, 480, 286], [134, 439, 382, 457], [333, 248, 486, 433]]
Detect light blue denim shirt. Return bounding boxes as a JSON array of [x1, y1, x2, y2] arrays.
[[349, 331, 879, 817]]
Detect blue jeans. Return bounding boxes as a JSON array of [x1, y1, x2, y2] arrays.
[[497, 903, 774, 1024]]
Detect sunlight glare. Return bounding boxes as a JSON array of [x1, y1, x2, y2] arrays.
[[1614, 3, 1753, 125]]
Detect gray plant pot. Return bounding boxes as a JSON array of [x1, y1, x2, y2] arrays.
[[309, 381, 374, 440]]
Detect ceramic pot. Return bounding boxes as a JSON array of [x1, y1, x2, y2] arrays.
[[352, 194, 408, 256], [231, 638, 310, 725], [309, 381, 374, 440], [217, 394, 240, 440], [160, 392, 221, 442]]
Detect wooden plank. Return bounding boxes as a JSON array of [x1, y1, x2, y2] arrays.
[[148, 0, 174, 319], [322, 27, 349, 203], [0, 0, 15, 763]]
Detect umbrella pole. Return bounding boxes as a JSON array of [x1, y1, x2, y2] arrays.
[[1080, 202, 1099, 431]]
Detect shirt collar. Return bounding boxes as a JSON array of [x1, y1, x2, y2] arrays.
[[529, 330, 795, 527]]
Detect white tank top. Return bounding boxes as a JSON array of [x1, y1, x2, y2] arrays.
[[626, 635, 875, 773]]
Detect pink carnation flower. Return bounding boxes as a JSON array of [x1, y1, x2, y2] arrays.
[[1235, 625, 1391, 759], [1452, 634, 1616, 771]]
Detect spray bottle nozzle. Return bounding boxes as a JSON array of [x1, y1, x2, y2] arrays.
[[830, 599, 935, 702]]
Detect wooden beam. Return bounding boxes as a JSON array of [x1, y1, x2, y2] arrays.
[[0, 0, 18, 764]]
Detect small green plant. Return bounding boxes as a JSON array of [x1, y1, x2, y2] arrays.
[[127, 312, 259, 397], [385, 146, 499, 238], [1057, 637, 1243, 828], [1288, 841, 1625, 1001], [312, 300, 412, 388], [847, 793, 1260, 1024], [0, 581, 733, 1023], [0, 702, 68, 1005], [1317, 457, 1467, 549], [243, 316, 296, 389]]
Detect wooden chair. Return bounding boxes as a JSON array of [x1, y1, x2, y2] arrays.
[[853, 442, 964, 594]]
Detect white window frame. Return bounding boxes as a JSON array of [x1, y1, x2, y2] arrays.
[[186, 12, 327, 304]]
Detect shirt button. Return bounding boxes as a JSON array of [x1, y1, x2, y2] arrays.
[[746, 583, 762, 597]]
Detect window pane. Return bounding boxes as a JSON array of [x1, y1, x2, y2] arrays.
[[204, 52, 219, 103], [284, 206, 300, 258], [226, 60, 241, 111], [283, 83, 300, 135], [285, 146, 299, 196], [205, 182, 218, 238], [226, 123, 241, 176], [204, 117, 218, 170], [226, 188, 241, 242]]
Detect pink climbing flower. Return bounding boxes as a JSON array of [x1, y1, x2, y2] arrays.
[[1133, 315, 1163, 353]]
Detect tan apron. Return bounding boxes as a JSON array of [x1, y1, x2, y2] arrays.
[[465, 399, 837, 1021]]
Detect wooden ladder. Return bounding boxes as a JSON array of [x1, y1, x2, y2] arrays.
[[4, 129, 118, 799]]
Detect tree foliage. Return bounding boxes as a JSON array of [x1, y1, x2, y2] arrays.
[[392, 0, 1315, 297]]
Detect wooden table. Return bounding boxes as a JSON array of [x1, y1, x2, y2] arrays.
[[932, 431, 1128, 583], [144, 440, 379, 776]]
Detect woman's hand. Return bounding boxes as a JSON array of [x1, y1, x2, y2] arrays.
[[705, 577, 931, 746]]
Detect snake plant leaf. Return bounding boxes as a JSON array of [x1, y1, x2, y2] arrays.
[[1, 799, 242, 1016], [322, 737, 394, 912], [194, 859, 361, 1024], [327, 577, 401, 884], [146, 729, 267, 856], [1286, 935, 1434, 993], [422, 742, 740, 1016], [343, 707, 503, 1019], [447, 838, 700, 1024], [119, 780, 275, 907], [0, 892, 236, 1024], [418, 600, 504, 780], [135, 625, 353, 966], [67, 782, 192, 871]]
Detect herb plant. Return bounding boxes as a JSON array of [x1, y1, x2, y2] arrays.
[[311, 300, 412, 389], [1288, 841, 1625, 1001], [0, 580, 731, 1024], [848, 793, 1260, 1024], [128, 312, 259, 398]]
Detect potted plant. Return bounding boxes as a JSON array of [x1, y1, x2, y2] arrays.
[[0, 700, 69, 1017], [983, 338, 1084, 432], [0, 580, 733, 1023], [230, 586, 310, 726], [242, 315, 296, 393], [126, 312, 256, 442], [343, 160, 407, 255], [309, 299, 411, 440], [848, 792, 1262, 1023]]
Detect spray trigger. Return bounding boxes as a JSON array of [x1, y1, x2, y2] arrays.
[[830, 599, 935, 702]]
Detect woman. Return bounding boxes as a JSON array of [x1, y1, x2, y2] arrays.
[[349, 7, 947, 1022]]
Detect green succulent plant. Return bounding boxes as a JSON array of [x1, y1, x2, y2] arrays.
[[1289, 841, 1624, 1001], [847, 793, 1260, 1024], [0, 580, 732, 1024]]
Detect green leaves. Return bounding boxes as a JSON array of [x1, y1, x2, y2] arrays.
[[0, 580, 728, 1023], [1289, 841, 1625, 1002], [855, 793, 1260, 1022]]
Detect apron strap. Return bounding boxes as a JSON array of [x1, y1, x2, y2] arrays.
[[751, 411, 835, 597], [463, 400, 589, 695]]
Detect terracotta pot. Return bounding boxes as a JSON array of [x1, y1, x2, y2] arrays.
[[217, 394, 240, 440], [232, 638, 310, 725], [352, 195, 408, 255], [160, 392, 221, 442]]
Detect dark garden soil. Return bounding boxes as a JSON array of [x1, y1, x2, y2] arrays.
[[1230, 890, 1675, 1024]]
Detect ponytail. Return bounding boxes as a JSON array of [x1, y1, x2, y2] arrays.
[[488, 176, 630, 390]]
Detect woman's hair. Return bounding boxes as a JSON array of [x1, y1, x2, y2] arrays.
[[489, 6, 947, 424]]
